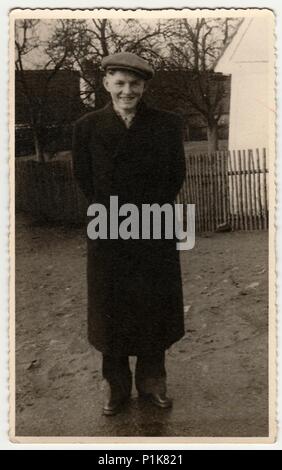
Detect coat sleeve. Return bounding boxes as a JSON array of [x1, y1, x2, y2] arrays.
[[72, 118, 94, 203], [168, 115, 186, 201]]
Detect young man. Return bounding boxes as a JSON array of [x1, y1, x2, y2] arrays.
[[72, 52, 186, 416]]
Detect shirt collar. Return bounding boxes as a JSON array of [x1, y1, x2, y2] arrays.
[[113, 104, 137, 128]]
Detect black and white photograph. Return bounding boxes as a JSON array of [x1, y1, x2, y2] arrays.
[[10, 8, 276, 442]]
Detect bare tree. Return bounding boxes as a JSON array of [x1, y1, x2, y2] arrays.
[[164, 17, 241, 151], [15, 19, 70, 161], [47, 19, 166, 106], [46, 17, 240, 151]]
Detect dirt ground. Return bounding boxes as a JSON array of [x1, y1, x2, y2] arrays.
[[15, 213, 269, 438]]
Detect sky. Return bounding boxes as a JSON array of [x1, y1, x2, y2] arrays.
[[15, 17, 241, 71]]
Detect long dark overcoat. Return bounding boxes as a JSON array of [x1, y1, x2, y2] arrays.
[[72, 100, 186, 356]]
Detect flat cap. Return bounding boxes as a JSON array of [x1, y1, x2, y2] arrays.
[[101, 52, 154, 80]]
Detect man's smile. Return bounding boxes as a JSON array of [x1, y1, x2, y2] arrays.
[[119, 96, 137, 101]]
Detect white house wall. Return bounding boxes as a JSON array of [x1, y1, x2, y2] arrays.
[[229, 62, 269, 151], [215, 15, 273, 217], [215, 16, 273, 154]]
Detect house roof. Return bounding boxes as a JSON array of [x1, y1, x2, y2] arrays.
[[214, 18, 250, 73], [215, 15, 272, 73]]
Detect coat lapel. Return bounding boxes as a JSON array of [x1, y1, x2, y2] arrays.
[[96, 100, 154, 161], [94, 102, 127, 158]]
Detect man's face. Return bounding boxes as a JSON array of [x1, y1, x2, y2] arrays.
[[103, 70, 146, 112]]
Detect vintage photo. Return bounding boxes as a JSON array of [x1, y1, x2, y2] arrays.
[[10, 8, 276, 442]]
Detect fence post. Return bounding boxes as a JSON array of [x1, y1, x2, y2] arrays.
[[263, 148, 268, 229]]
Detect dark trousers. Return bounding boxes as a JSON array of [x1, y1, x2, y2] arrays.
[[102, 352, 166, 396]]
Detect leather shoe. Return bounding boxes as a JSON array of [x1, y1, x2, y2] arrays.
[[103, 395, 130, 416], [103, 394, 130, 416], [138, 391, 173, 409], [102, 376, 132, 416]]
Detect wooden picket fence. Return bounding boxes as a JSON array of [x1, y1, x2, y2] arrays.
[[15, 159, 88, 224], [15, 148, 269, 232], [177, 148, 269, 232]]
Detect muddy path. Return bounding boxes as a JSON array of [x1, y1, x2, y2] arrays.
[[15, 214, 268, 438]]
